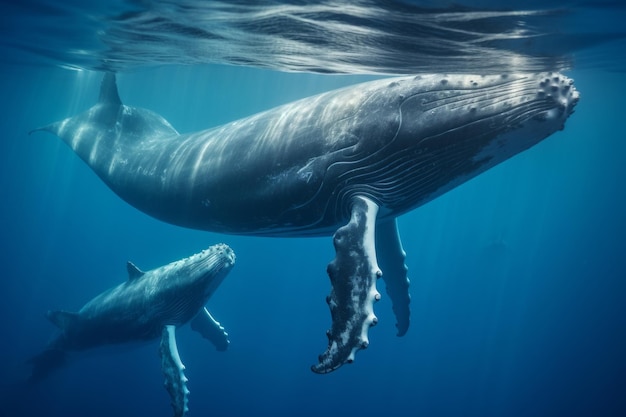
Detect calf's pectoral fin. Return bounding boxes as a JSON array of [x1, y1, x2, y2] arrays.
[[376, 218, 411, 336], [311, 196, 381, 374], [160, 325, 189, 417], [27, 348, 67, 384], [190, 307, 230, 351]]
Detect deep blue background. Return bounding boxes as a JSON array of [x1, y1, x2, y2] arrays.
[[1, 64, 625, 417]]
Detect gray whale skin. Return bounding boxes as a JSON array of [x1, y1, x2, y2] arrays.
[[33, 72, 579, 374], [30, 244, 235, 417]]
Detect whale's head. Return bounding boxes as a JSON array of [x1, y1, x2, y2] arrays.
[[140, 243, 236, 328], [373, 72, 580, 211], [461, 72, 580, 167], [395, 72, 579, 155], [170, 243, 236, 301]]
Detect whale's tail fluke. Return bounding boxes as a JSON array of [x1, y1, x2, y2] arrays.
[[26, 348, 67, 384]]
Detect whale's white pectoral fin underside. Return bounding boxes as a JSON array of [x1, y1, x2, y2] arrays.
[[160, 325, 189, 417], [376, 218, 411, 336], [190, 307, 230, 351], [312, 196, 382, 374]]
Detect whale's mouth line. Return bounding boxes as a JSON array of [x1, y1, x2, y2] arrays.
[[509, 100, 565, 125]]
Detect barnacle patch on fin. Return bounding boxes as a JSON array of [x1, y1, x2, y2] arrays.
[[312, 196, 381, 374]]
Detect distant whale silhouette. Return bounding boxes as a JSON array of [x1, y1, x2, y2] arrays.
[[32, 72, 579, 373], [29, 244, 235, 417]]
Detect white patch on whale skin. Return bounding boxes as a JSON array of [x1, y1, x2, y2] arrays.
[[298, 168, 314, 183], [160, 325, 189, 417]]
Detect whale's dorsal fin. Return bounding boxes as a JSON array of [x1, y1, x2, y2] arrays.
[[46, 310, 79, 330], [99, 73, 121, 105], [127, 261, 145, 280]]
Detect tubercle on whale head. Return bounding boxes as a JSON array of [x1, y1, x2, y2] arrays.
[[177, 243, 236, 296], [160, 243, 234, 281], [177, 243, 236, 272], [487, 72, 579, 126], [391, 72, 580, 146], [501, 72, 579, 148], [534, 73, 580, 124], [162, 243, 232, 260], [411, 71, 581, 171]]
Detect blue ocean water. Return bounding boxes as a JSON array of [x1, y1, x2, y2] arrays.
[[1, 1, 625, 417]]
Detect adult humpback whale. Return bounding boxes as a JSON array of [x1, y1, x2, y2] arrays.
[[32, 72, 579, 373], [29, 244, 235, 417]]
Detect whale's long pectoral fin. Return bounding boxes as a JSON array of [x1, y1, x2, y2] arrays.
[[190, 307, 230, 351], [27, 348, 67, 384], [312, 196, 381, 374], [160, 325, 189, 417], [376, 218, 411, 336]]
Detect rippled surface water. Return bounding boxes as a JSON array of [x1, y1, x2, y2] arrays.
[[3, 0, 625, 73]]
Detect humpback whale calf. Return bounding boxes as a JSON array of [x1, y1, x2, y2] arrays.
[[32, 72, 579, 373], [29, 244, 235, 417]]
